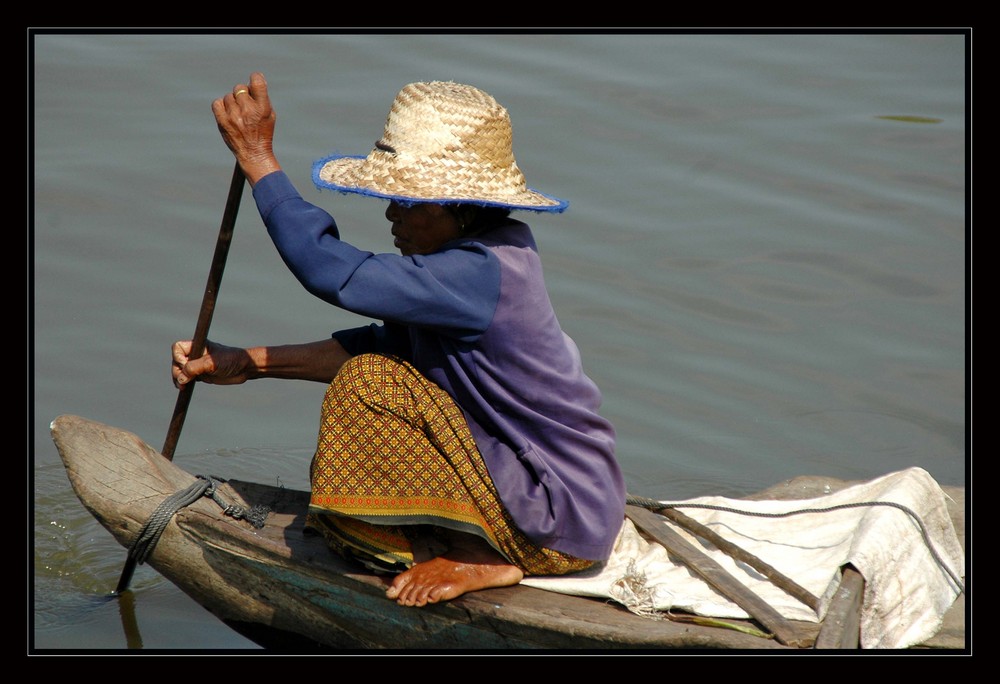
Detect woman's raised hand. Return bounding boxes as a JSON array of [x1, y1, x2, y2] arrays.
[[211, 71, 282, 185]]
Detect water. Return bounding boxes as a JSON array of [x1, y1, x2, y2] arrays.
[[30, 31, 968, 651]]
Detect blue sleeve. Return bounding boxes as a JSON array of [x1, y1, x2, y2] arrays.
[[252, 172, 501, 342]]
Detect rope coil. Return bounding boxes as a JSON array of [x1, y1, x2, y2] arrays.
[[114, 475, 269, 594]]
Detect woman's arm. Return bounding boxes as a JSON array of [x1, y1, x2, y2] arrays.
[[172, 337, 352, 387]]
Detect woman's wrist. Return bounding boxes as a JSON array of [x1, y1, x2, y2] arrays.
[[243, 346, 268, 380], [240, 155, 283, 186]]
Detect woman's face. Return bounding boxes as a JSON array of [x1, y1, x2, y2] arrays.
[[386, 201, 462, 256]]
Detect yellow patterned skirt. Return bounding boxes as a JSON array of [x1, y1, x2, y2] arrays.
[[306, 353, 593, 577]]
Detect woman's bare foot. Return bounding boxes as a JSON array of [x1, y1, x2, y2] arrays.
[[386, 532, 523, 607]]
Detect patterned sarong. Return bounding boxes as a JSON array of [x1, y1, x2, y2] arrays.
[[306, 353, 593, 577]]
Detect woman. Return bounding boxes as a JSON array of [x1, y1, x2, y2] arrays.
[[173, 73, 626, 607]]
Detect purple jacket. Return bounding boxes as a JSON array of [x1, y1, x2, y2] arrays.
[[253, 172, 625, 560]]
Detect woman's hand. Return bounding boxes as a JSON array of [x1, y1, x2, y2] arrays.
[[172, 340, 256, 387], [211, 72, 282, 185]]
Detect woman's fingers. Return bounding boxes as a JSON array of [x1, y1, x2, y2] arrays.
[[172, 339, 214, 386]]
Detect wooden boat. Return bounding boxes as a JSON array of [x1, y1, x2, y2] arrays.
[[51, 414, 965, 651]]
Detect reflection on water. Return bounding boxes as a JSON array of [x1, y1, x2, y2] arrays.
[[116, 591, 144, 650]]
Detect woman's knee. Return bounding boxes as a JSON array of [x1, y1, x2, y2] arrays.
[[327, 353, 414, 410]]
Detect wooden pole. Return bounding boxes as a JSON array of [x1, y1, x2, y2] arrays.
[[656, 506, 821, 612], [626, 494, 822, 612], [626, 505, 816, 648], [116, 162, 245, 594], [162, 161, 245, 460]]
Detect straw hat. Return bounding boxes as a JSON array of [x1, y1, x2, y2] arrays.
[[312, 81, 568, 212]]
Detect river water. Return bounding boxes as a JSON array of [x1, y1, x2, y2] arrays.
[[30, 30, 968, 651]]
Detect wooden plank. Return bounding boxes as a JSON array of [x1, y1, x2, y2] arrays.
[[656, 506, 820, 613], [626, 505, 816, 648], [814, 565, 864, 649]]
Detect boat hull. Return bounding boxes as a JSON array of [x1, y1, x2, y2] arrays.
[[51, 414, 964, 650]]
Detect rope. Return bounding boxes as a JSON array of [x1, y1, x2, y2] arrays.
[[114, 475, 270, 594], [625, 494, 965, 593]]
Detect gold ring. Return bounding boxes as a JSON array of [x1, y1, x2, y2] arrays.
[[234, 89, 248, 97]]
